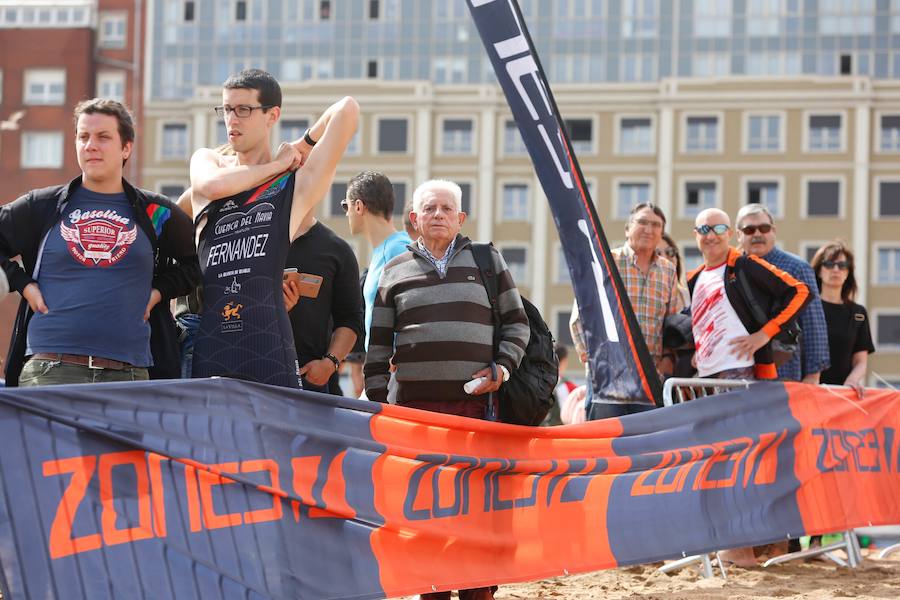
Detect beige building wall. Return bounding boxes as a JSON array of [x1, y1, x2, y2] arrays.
[[141, 76, 900, 386]]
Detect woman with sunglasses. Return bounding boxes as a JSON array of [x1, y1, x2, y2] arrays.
[[656, 233, 690, 308], [810, 242, 875, 396]]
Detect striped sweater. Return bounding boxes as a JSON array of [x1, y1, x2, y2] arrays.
[[364, 235, 530, 405]]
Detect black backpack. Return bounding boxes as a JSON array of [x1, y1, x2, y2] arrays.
[[471, 243, 559, 426], [735, 268, 801, 367]]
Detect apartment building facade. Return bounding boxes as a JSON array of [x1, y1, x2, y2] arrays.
[[137, 0, 900, 385]]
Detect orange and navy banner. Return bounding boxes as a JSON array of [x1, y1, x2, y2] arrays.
[[466, 0, 661, 406], [0, 379, 898, 599]]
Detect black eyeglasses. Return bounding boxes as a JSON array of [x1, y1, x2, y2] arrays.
[[694, 224, 730, 235], [656, 247, 677, 258], [340, 198, 359, 213], [739, 224, 773, 235], [822, 260, 849, 270], [213, 105, 274, 118]]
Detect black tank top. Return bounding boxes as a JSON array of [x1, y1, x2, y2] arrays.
[[191, 172, 301, 388]]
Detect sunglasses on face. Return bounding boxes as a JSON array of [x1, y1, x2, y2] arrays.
[[739, 224, 773, 235], [655, 247, 677, 258], [694, 224, 730, 235], [340, 198, 358, 213], [822, 260, 849, 270]]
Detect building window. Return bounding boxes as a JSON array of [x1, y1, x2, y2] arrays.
[[683, 246, 703, 272], [345, 130, 361, 155], [367, 60, 378, 78], [96, 71, 125, 102], [377, 118, 408, 153], [555, 245, 570, 284], [692, 52, 730, 76], [880, 115, 900, 152], [24, 69, 65, 105], [368, 0, 379, 19], [693, 0, 732, 37], [98, 11, 127, 48], [747, 114, 781, 152], [329, 181, 347, 217], [433, 57, 467, 84], [806, 180, 841, 217], [808, 114, 842, 152], [215, 121, 228, 146], [685, 116, 719, 152], [503, 119, 527, 155], [235, 0, 247, 21], [801, 243, 822, 263], [441, 119, 473, 155], [746, 181, 781, 217], [501, 183, 529, 221], [876, 313, 900, 347], [879, 181, 900, 217], [391, 182, 407, 216], [621, 0, 658, 38], [684, 181, 717, 218], [458, 182, 473, 215], [319, 0, 331, 20], [876, 247, 900, 285], [564, 118, 593, 154], [616, 182, 651, 220], [619, 117, 653, 155], [554, 310, 574, 346], [280, 119, 309, 143], [500, 246, 528, 285], [820, 0, 875, 35], [21, 131, 64, 168], [159, 184, 186, 201], [184, 1, 195, 21], [161, 123, 189, 160]]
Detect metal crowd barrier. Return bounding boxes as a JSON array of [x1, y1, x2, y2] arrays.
[[657, 378, 865, 577]]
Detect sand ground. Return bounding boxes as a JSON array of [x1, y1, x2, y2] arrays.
[[494, 552, 900, 599], [403, 550, 900, 599]]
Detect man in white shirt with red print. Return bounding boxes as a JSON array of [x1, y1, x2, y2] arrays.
[[688, 208, 809, 381]]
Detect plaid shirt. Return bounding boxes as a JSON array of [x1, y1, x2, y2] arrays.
[[416, 236, 457, 277], [612, 244, 683, 364], [759, 247, 830, 380]]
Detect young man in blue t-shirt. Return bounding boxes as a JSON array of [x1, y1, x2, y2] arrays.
[[344, 171, 411, 350], [0, 99, 200, 387]]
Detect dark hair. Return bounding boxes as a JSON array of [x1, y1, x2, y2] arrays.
[[73, 98, 135, 150], [223, 68, 282, 109], [347, 171, 394, 220], [402, 200, 416, 237], [811, 240, 857, 303], [628, 202, 667, 228], [555, 343, 569, 362], [661, 232, 682, 280]]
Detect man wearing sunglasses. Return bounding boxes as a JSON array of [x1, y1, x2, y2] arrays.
[[736, 203, 830, 384], [344, 171, 411, 351], [687, 208, 810, 383]]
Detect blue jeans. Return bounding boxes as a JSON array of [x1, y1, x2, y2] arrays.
[[177, 313, 201, 379]]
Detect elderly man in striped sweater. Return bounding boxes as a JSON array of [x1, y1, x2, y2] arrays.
[[364, 179, 530, 421]]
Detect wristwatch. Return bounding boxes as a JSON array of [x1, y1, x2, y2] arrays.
[[324, 352, 340, 372]]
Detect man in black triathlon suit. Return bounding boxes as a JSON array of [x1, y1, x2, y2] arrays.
[[189, 69, 358, 388]]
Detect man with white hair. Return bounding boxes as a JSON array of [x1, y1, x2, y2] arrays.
[[735, 203, 829, 383], [365, 179, 529, 414], [364, 179, 530, 598]]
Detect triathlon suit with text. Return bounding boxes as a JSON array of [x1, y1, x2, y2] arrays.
[[191, 172, 301, 388]]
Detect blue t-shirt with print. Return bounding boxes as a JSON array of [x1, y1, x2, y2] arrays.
[[363, 230, 411, 349], [27, 187, 154, 366]]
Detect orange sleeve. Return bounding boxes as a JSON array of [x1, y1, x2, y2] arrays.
[[747, 255, 809, 339]]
